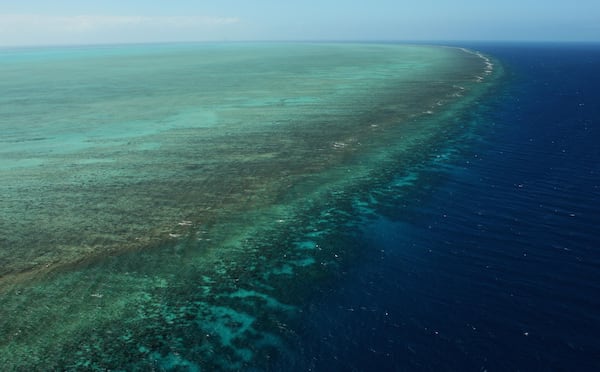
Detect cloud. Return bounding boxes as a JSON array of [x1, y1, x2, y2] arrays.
[[0, 14, 240, 31], [0, 14, 241, 45]]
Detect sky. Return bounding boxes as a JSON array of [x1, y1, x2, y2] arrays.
[[0, 0, 599, 46]]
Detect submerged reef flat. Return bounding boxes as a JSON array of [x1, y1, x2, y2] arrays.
[[0, 43, 498, 369]]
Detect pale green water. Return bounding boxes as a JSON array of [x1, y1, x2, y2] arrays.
[[0, 43, 496, 369]]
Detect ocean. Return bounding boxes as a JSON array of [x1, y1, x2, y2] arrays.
[[288, 43, 600, 371], [0, 42, 598, 370]]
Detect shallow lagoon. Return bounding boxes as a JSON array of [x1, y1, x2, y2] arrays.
[[0, 43, 494, 369]]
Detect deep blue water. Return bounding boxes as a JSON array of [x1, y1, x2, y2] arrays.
[[290, 44, 600, 371]]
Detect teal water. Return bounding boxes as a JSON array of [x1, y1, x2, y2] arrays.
[[0, 43, 496, 369]]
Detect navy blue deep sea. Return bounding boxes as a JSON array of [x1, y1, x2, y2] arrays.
[[289, 44, 600, 371]]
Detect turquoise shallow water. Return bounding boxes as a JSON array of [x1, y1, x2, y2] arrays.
[[0, 43, 495, 369]]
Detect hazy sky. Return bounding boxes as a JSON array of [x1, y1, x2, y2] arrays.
[[1, 0, 599, 46]]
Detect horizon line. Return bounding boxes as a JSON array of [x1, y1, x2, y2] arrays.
[[2, 39, 600, 49]]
